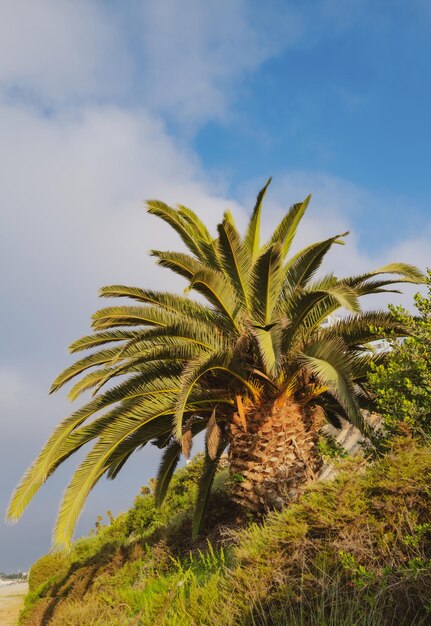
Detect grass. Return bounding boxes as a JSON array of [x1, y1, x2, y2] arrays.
[[20, 437, 431, 626]]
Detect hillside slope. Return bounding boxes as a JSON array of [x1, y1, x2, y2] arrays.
[[21, 439, 431, 626]]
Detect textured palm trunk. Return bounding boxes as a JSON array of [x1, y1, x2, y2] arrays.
[[228, 397, 323, 512]]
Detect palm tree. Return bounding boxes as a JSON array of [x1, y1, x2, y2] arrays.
[[7, 180, 425, 547]]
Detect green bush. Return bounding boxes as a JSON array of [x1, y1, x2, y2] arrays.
[[368, 271, 431, 447], [124, 455, 204, 540], [28, 552, 70, 593]]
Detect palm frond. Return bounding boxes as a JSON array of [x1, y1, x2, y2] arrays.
[[348, 263, 426, 287], [250, 243, 284, 325], [320, 311, 410, 348], [146, 200, 206, 260], [251, 325, 282, 379], [281, 284, 360, 352], [69, 329, 141, 353], [5, 400, 138, 524], [206, 409, 221, 460], [91, 306, 175, 330], [188, 267, 240, 327], [50, 347, 131, 393], [298, 338, 366, 433], [67, 367, 118, 400], [268, 195, 311, 258], [88, 345, 203, 396], [174, 351, 258, 439], [283, 232, 348, 290], [244, 177, 272, 258], [106, 414, 178, 480], [154, 440, 182, 507], [52, 395, 176, 548], [151, 250, 203, 281], [217, 218, 251, 307], [99, 286, 221, 325], [177, 205, 213, 244], [192, 440, 227, 538]]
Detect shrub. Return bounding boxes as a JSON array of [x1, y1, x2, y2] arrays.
[[28, 552, 70, 593], [368, 271, 431, 447]]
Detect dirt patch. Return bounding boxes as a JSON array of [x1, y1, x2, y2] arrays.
[[0, 583, 28, 626]]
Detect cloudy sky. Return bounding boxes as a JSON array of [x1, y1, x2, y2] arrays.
[[1, 0, 430, 572]]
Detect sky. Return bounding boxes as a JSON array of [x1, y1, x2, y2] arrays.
[[0, 0, 430, 572]]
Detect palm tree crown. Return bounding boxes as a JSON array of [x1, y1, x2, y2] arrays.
[[7, 179, 425, 547]]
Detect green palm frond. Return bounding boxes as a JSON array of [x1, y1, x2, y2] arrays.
[[105, 414, 178, 480], [251, 325, 282, 379], [244, 177, 272, 257], [87, 346, 204, 396], [250, 243, 284, 325], [354, 278, 409, 296], [55, 400, 155, 475], [268, 194, 311, 258], [177, 205, 213, 244], [188, 267, 240, 326], [348, 263, 426, 287], [151, 250, 203, 281], [281, 284, 360, 353], [69, 329, 142, 353], [53, 395, 176, 548], [217, 218, 251, 307], [52, 341, 193, 395], [7, 374, 184, 524], [91, 305, 176, 330], [146, 200, 206, 261], [154, 440, 182, 507], [67, 367, 118, 400], [298, 337, 365, 433], [192, 440, 227, 538], [320, 311, 410, 348], [283, 232, 348, 290], [99, 286, 221, 325], [174, 350, 259, 439], [6, 402, 135, 524], [127, 319, 228, 352], [50, 347, 131, 393], [349, 351, 389, 380]]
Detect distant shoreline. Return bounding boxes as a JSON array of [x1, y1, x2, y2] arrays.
[[0, 581, 28, 595]]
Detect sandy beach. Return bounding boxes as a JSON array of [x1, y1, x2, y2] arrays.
[[0, 583, 27, 626]]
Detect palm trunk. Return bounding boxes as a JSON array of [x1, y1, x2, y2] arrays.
[[228, 397, 323, 512]]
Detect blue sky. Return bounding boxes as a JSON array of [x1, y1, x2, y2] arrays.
[[0, 0, 430, 571]]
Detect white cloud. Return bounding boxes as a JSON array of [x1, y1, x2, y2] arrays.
[[0, 101, 249, 372], [0, 1, 382, 127], [134, 0, 294, 124], [0, 0, 131, 105], [0, 0, 298, 123]]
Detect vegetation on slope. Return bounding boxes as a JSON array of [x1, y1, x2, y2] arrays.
[[21, 437, 431, 626], [368, 271, 431, 448]]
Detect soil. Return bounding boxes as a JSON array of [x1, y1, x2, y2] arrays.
[[0, 583, 28, 626]]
